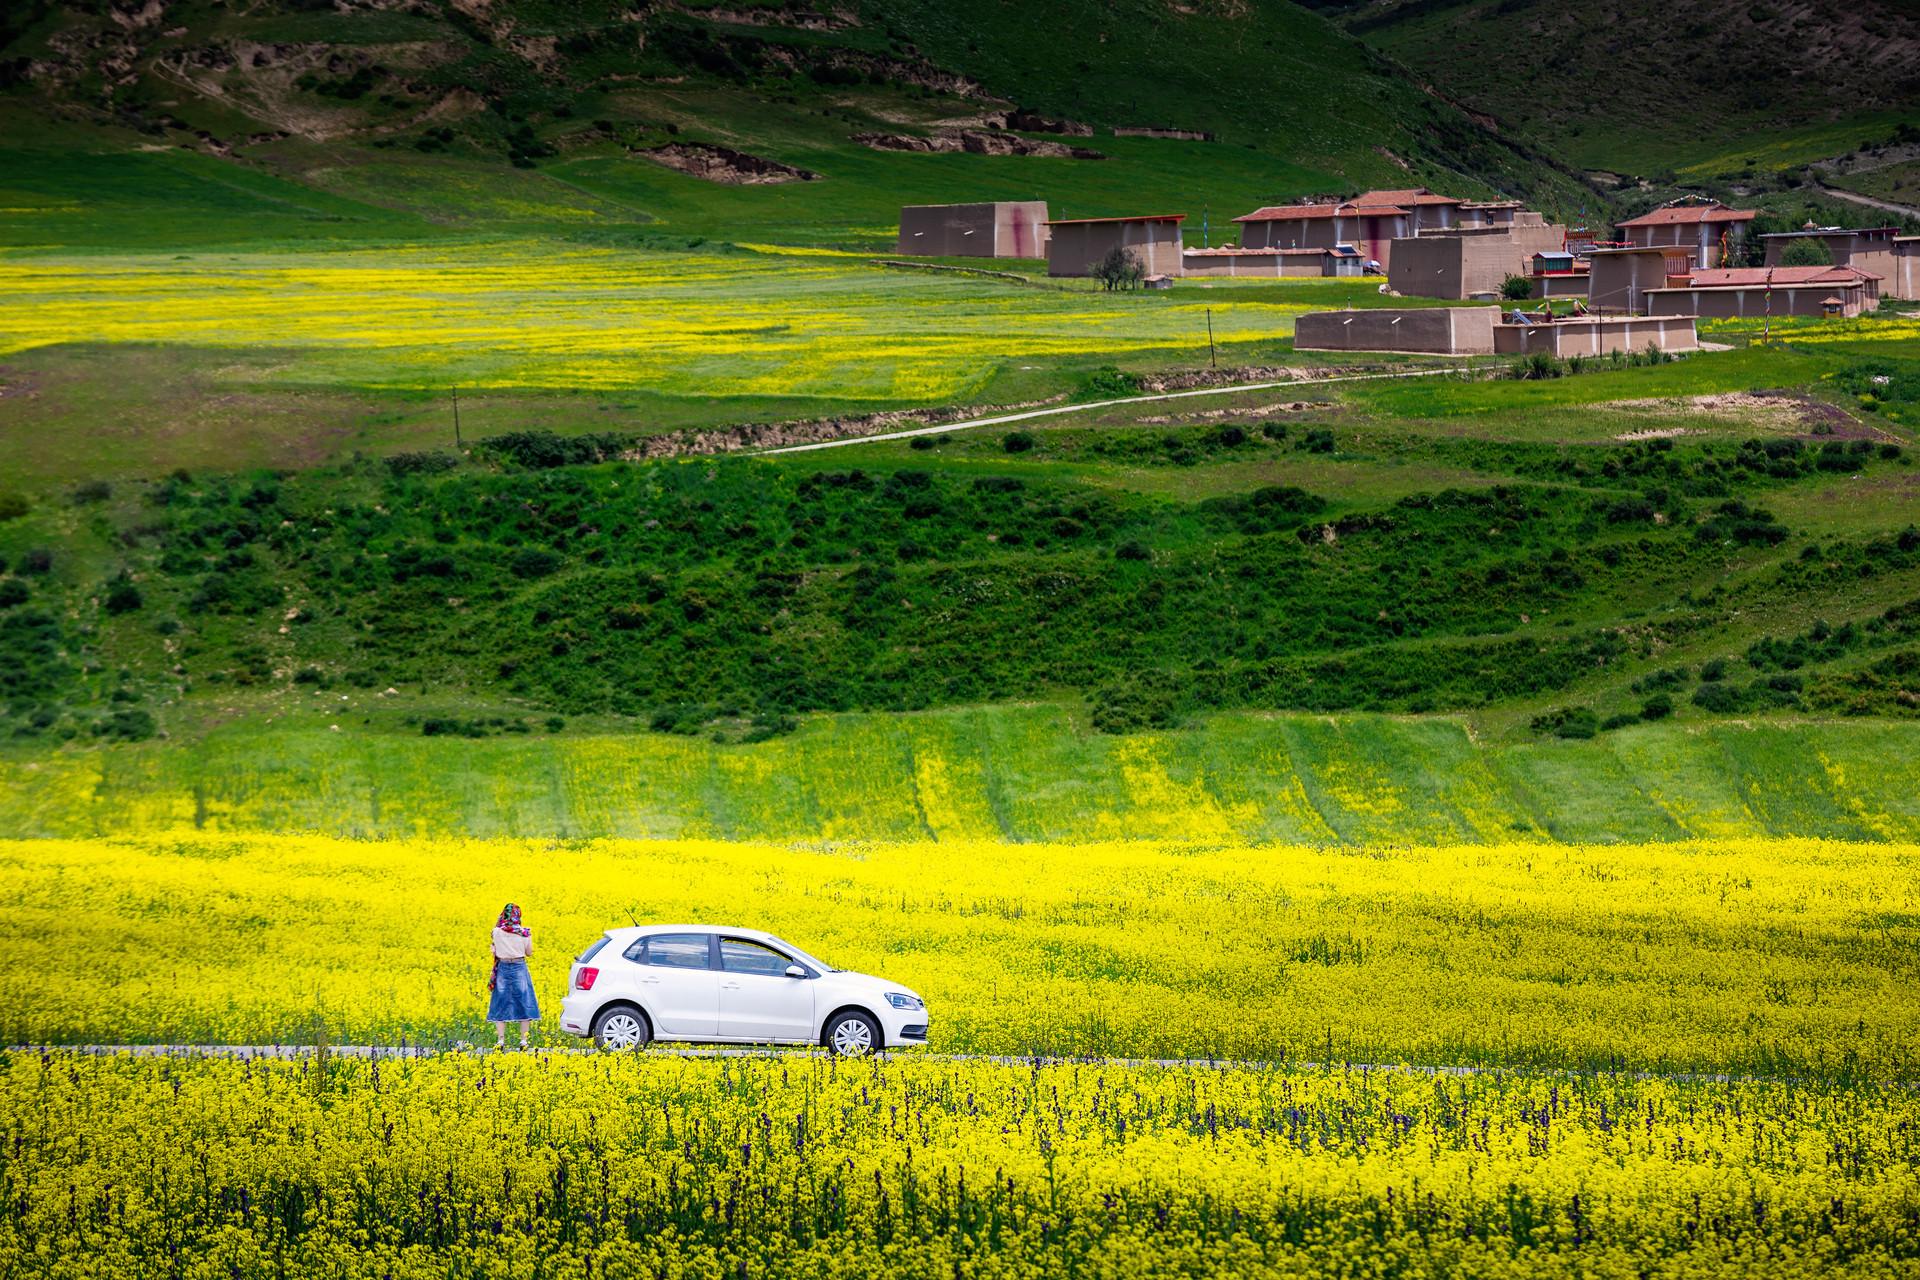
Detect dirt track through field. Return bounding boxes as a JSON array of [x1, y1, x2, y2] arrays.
[[753, 365, 1463, 455]]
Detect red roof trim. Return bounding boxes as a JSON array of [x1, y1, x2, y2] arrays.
[[1616, 206, 1757, 226], [1045, 214, 1186, 226]]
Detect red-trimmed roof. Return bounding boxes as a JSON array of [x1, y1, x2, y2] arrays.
[[1688, 265, 1878, 287], [1232, 200, 1409, 223], [1356, 188, 1463, 206], [1233, 203, 1341, 223], [1616, 204, 1757, 227], [1183, 246, 1329, 257], [1045, 214, 1186, 226]]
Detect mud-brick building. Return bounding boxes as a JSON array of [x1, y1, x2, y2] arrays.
[[1181, 245, 1367, 277], [1294, 307, 1499, 355], [1045, 214, 1185, 278], [1614, 200, 1756, 269], [1894, 237, 1920, 301], [1232, 200, 1411, 269], [1586, 246, 1692, 314], [1644, 265, 1883, 319], [1760, 226, 1903, 295], [1385, 214, 1568, 300], [897, 202, 1050, 258]]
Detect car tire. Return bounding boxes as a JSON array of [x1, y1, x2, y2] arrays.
[[824, 1010, 881, 1057], [592, 1004, 651, 1051]]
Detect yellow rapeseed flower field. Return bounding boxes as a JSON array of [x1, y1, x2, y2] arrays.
[[0, 243, 1313, 401], [3, 834, 1915, 1078], [3, 1051, 1915, 1278]]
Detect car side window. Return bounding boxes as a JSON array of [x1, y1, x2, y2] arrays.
[[719, 938, 797, 977], [628, 933, 713, 969]]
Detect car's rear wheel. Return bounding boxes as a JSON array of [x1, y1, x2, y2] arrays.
[[593, 1005, 651, 1051], [825, 1010, 881, 1057]]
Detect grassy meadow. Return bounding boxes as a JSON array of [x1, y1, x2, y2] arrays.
[[8, 710, 1920, 846]]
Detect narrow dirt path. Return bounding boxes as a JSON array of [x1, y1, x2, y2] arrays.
[[755, 365, 1463, 455], [1817, 184, 1920, 222]]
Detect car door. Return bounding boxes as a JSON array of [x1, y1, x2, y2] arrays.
[[627, 932, 719, 1039], [715, 937, 815, 1043]]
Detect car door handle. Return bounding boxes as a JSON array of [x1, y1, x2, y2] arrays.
[[720, 982, 740, 990], [640, 976, 660, 985]]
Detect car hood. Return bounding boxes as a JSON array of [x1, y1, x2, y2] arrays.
[[821, 970, 917, 1000]]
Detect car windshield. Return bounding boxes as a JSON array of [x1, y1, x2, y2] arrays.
[[764, 935, 836, 972]]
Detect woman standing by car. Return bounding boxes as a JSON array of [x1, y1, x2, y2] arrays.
[[488, 903, 540, 1049]]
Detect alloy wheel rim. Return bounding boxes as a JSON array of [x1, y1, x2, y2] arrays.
[[832, 1019, 873, 1055], [602, 1014, 643, 1049]]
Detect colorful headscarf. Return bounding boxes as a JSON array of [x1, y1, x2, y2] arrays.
[[489, 903, 532, 993]]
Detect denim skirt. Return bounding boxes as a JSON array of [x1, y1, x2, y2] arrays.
[[487, 959, 541, 1022]]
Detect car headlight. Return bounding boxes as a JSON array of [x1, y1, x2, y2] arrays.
[[885, 992, 924, 1011]]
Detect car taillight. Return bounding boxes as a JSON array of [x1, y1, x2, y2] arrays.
[[575, 967, 599, 991]]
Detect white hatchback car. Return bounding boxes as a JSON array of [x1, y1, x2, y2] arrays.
[[558, 924, 928, 1055]]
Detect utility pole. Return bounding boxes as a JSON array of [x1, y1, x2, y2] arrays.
[[452, 387, 462, 448], [1206, 308, 1217, 368]]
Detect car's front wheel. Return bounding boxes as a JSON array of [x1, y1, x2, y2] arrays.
[[593, 1004, 651, 1051], [824, 1010, 881, 1057]]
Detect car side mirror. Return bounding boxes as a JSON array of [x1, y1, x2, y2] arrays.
[[785, 965, 807, 979]]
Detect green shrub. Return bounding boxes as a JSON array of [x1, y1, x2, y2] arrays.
[[1639, 693, 1673, 720], [1500, 274, 1533, 301], [1530, 706, 1598, 739], [1075, 366, 1141, 400], [1778, 238, 1832, 267], [102, 575, 144, 616], [1003, 431, 1037, 454], [92, 707, 156, 742]]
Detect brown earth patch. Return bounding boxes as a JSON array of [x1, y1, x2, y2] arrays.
[[628, 399, 1062, 458], [1599, 391, 1881, 437], [855, 131, 1103, 160], [641, 143, 818, 184]]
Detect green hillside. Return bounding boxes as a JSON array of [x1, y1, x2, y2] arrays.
[[0, 0, 1593, 251], [8, 707, 1920, 844], [1312, 0, 1920, 195]]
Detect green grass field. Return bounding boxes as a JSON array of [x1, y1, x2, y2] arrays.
[[7, 707, 1920, 845]]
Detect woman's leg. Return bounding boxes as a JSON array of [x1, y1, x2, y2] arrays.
[[493, 1020, 506, 1048], [519, 1019, 531, 1047]]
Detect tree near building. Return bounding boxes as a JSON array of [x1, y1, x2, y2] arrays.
[[1500, 273, 1534, 301], [1779, 238, 1834, 267], [1092, 246, 1145, 292]]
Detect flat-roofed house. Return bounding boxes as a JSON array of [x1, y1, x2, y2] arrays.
[[1181, 247, 1335, 278], [1614, 200, 1756, 269], [1895, 237, 1920, 301], [1232, 200, 1410, 269], [1586, 245, 1692, 313], [1761, 226, 1903, 296], [1531, 250, 1589, 299], [1460, 200, 1526, 229], [1644, 265, 1882, 319], [1354, 188, 1465, 235], [1045, 214, 1186, 277], [1386, 213, 1568, 299], [897, 201, 1050, 258]]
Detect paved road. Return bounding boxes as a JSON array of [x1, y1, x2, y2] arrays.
[[1817, 184, 1920, 222], [754, 365, 1464, 456], [9, 1044, 1796, 1084]]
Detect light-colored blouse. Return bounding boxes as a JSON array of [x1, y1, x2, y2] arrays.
[[492, 928, 532, 961]]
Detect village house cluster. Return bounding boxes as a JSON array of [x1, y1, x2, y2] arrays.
[[896, 192, 1918, 357]]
